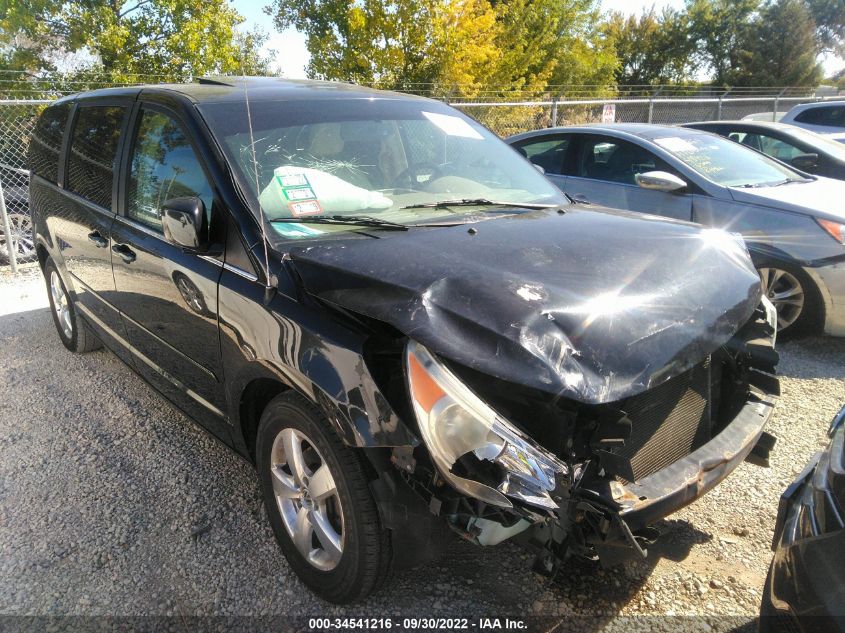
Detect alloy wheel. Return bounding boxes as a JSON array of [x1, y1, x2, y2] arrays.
[[270, 427, 345, 571], [759, 267, 804, 331], [0, 214, 35, 262], [49, 270, 73, 339]]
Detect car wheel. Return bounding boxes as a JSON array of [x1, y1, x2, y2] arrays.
[[757, 263, 820, 338], [43, 258, 102, 353], [0, 213, 36, 263], [256, 392, 392, 603]]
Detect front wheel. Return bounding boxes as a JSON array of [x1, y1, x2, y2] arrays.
[[757, 262, 821, 338], [256, 392, 392, 603]]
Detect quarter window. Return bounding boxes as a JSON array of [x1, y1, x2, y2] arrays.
[[28, 103, 71, 182], [66, 105, 127, 208], [127, 109, 213, 231]]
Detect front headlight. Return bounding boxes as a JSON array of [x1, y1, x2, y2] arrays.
[[406, 340, 568, 510], [817, 218, 845, 245]]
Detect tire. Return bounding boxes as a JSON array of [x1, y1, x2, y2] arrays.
[[756, 260, 822, 339], [43, 258, 102, 353], [256, 392, 392, 603]]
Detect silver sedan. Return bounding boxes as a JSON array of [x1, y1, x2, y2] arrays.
[[507, 124, 845, 337]]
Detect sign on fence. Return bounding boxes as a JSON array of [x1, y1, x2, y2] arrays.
[[601, 104, 616, 123]]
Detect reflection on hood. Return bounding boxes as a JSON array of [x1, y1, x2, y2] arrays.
[[289, 207, 762, 404]]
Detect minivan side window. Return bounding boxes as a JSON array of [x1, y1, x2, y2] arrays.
[[794, 106, 845, 127], [127, 109, 213, 231], [28, 103, 71, 182], [66, 105, 127, 209]]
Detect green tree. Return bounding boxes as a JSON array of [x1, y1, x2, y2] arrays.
[[0, 0, 271, 84], [733, 0, 823, 86], [490, 0, 616, 94], [270, 0, 439, 87], [686, 0, 761, 85], [603, 7, 697, 86], [802, 0, 845, 54]]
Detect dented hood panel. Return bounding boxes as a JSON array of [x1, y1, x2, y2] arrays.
[[288, 207, 762, 404]]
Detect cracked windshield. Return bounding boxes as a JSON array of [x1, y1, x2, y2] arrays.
[[199, 98, 566, 240]]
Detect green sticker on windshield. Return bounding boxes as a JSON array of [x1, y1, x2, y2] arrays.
[[283, 187, 316, 201], [271, 223, 325, 239]]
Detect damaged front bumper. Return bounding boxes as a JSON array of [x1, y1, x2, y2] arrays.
[[608, 391, 776, 531], [403, 304, 780, 569]]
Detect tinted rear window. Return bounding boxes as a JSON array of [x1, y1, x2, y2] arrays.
[[28, 103, 71, 182], [794, 105, 845, 127], [66, 105, 127, 209]]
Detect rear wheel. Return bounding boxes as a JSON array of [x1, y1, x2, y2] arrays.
[[256, 392, 392, 603], [43, 258, 101, 353], [757, 262, 820, 338]]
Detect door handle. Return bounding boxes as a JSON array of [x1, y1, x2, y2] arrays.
[[87, 231, 108, 248], [112, 244, 137, 264], [571, 194, 590, 204]]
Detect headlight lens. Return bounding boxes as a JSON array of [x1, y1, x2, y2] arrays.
[[406, 340, 567, 510], [817, 218, 845, 244]]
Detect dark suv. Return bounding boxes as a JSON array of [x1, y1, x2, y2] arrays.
[[29, 77, 779, 603]]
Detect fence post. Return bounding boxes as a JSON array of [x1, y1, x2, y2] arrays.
[[717, 87, 731, 121], [773, 88, 786, 121], [0, 176, 18, 274], [551, 97, 558, 127], [647, 86, 662, 124]]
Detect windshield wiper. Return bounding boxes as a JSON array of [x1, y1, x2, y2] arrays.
[[739, 177, 808, 188], [400, 198, 558, 210], [269, 215, 409, 231], [772, 177, 809, 186]]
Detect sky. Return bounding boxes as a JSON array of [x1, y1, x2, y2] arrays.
[[233, 0, 844, 80]]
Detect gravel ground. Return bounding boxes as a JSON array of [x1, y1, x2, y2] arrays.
[[1, 265, 843, 630]]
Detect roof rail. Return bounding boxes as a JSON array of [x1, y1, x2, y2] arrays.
[[197, 76, 236, 87]]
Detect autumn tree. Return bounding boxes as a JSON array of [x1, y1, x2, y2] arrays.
[[267, 0, 616, 98]]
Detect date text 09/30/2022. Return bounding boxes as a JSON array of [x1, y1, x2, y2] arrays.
[[308, 618, 528, 630]]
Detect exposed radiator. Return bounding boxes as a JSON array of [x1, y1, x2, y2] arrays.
[[617, 359, 712, 482]]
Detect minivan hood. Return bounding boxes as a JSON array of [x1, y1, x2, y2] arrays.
[[729, 177, 845, 222], [288, 207, 762, 404]]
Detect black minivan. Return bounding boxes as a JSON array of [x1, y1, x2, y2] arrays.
[[29, 77, 779, 603]]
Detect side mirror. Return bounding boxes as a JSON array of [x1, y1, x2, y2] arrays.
[[533, 163, 546, 174], [160, 197, 206, 251], [635, 171, 688, 193], [790, 153, 818, 171]]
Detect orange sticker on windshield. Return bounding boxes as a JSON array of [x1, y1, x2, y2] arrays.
[[288, 200, 323, 217]]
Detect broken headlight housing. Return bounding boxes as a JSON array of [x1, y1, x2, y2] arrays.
[[405, 340, 568, 510]]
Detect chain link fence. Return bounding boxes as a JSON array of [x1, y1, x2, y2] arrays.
[[1, 91, 843, 269], [451, 95, 838, 137], [0, 100, 48, 270]]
